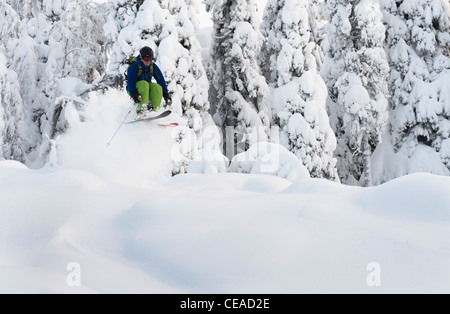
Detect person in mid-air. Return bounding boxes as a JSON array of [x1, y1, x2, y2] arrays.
[[126, 46, 172, 116]]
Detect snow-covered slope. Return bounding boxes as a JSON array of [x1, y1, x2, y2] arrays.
[[1, 158, 450, 293]]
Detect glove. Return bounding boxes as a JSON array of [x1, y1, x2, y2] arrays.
[[163, 91, 172, 105], [131, 91, 141, 103]]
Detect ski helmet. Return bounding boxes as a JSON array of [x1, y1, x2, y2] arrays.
[[140, 46, 153, 60]]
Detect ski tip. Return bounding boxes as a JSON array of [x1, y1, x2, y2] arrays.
[[158, 123, 179, 127], [159, 110, 171, 118]]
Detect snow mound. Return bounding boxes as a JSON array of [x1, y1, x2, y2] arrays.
[[281, 176, 356, 195], [228, 142, 310, 181], [166, 172, 292, 194], [360, 172, 450, 222]]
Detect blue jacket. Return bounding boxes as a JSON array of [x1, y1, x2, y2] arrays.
[[126, 55, 168, 94]]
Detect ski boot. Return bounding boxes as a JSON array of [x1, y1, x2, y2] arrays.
[[136, 103, 148, 118]]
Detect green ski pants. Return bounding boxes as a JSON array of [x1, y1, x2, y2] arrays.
[[131, 81, 163, 111]]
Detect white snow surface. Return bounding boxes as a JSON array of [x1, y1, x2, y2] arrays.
[[1, 88, 450, 293]]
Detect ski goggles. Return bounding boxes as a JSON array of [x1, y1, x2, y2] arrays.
[[142, 56, 152, 61]]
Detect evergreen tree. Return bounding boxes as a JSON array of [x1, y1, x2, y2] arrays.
[[20, 0, 103, 165], [0, 53, 28, 162], [182, 0, 203, 30], [309, 0, 327, 66], [161, 0, 225, 174], [159, 0, 210, 124], [321, 0, 390, 186], [260, 0, 326, 85], [104, 0, 143, 86], [258, 0, 281, 85], [0, 0, 109, 167], [381, 0, 450, 174], [0, 1, 29, 162], [259, 0, 339, 181], [206, 0, 271, 156], [0, 0, 20, 44]]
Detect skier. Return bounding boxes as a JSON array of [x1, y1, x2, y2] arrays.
[[127, 46, 172, 116]]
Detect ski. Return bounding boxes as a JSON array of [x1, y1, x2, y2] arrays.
[[127, 110, 171, 124]]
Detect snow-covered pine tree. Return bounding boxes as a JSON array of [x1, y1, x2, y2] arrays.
[[260, 0, 326, 84], [0, 0, 20, 68], [321, 0, 390, 186], [184, 0, 202, 30], [258, 0, 281, 85], [104, 0, 144, 87], [0, 1, 30, 162], [159, 0, 210, 132], [14, 0, 105, 83], [160, 0, 225, 174], [45, 0, 109, 142], [2, 0, 108, 167], [206, 0, 271, 156], [308, 0, 327, 66], [380, 0, 450, 176], [259, 0, 339, 181]]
